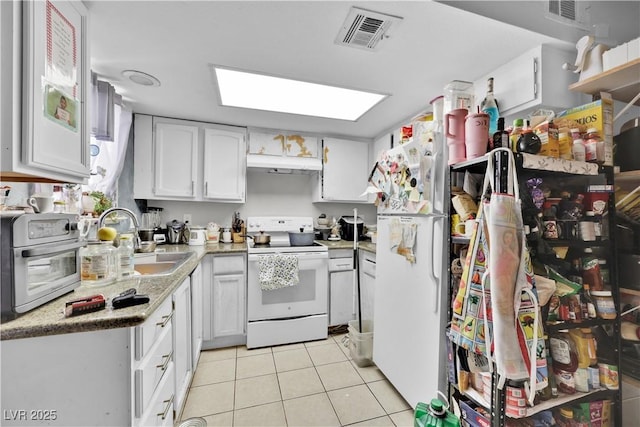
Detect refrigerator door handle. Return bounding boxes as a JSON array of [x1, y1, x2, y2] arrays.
[[428, 213, 446, 313]]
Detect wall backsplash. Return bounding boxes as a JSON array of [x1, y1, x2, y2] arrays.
[[139, 170, 377, 229]]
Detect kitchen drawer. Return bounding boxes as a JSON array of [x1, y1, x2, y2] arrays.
[[134, 323, 173, 418], [213, 254, 245, 275], [329, 257, 353, 272], [360, 254, 376, 277], [134, 297, 173, 361], [330, 249, 353, 259], [137, 362, 175, 427]]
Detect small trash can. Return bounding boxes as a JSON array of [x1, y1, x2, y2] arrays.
[[347, 319, 374, 367]]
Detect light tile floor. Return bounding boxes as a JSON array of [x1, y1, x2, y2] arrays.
[[180, 333, 415, 426]]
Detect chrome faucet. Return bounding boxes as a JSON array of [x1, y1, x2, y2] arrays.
[[98, 207, 141, 249]]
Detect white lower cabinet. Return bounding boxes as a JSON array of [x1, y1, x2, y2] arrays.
[[203, 253, 247, 349], [0, 271, 201, 427], [329, 249, 355, 326], [358, 250, 376, 324], [190, 263, 204, 368], [172, 277, 192, 417], [138, 363, 175, 427]]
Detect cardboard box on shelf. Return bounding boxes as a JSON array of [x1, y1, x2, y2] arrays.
[[555, 92, 614, 166]]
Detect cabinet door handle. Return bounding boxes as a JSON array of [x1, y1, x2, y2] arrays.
[[157, 394, 174, 420], [156, 312, 173, 328], [191, 180, 195, 195], [156, 350, 173, 371], [205, 181, 208, 196]]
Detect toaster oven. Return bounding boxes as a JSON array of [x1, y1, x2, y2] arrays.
[[1, 213, 83, 320]]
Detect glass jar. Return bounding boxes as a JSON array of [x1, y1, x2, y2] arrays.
[[557, 407, 574, 427], [591, 290, 616, 319], [581, 249, 603, 291], [80, 241, 117, 286], [53, 200, 66, 213]]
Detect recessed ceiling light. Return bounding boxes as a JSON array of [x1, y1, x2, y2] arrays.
[[212, 66, 387, 121], [122, 70, 161, 87]]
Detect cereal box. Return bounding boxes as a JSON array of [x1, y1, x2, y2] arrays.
[[555, 92, 614, 166]]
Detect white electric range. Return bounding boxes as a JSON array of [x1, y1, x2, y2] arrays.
[[245, 217, 329, 349]]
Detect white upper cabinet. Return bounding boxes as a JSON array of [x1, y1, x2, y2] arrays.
[[1, 0, 90, 183], [203, 127, 246, 202], [154, 121, 199, 198], [133, 114, 246, 202], [473, 44, 583, 120], [313, 137, 370, 203]]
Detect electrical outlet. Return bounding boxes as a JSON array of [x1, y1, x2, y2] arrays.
[[183, 214, 192, 223]]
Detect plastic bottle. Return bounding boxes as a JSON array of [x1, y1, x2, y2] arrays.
[[550, 330, 579, 394], [117, 234, 135, 280], [550, 330, 579, 372], [414, 399, 460, 427], [572, 138, 586, 162], [510, 118, 524, 152], [584, 127, 605, 164], [570, 127, 582, 141], [582, 284, 597, 319], [558, 131, 573, 160], [568, 328, 598, 368], [583, 128, 599, 162]]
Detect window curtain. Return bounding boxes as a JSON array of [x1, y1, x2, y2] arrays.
[[87, 100, 132, 201]]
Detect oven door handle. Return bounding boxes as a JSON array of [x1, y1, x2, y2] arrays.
[[248, 253, 328, 262], [22, 241, 85, 258]]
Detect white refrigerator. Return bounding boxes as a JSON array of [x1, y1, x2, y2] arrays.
[[370, 131, 450, 409]]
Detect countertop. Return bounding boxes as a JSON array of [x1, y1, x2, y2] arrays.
[[0, 242, 246, 341], [1, 239, 375, 341]]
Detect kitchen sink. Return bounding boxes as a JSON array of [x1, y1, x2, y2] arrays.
[[133, 251, 195, 276]]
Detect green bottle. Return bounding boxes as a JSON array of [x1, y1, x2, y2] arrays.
[[414, 399, 461, 427]]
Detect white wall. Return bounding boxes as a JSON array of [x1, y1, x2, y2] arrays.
[[138, 170, 377, 229]]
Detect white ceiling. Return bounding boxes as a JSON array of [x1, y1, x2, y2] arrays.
[[86, 1, 639, 140]]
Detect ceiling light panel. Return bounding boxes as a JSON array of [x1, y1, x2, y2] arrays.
[[213, 67, 387, 121]]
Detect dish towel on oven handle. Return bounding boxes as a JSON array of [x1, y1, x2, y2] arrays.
[[258, 254, 300, 291]]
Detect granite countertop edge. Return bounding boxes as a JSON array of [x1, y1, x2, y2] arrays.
[[1, 240, 375, 341], [0, 242, 247, 341]]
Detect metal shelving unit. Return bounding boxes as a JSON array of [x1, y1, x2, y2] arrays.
[[448, 153, 622, 426]]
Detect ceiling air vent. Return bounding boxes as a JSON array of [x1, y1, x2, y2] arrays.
[[335, 7, 402, 51], [545, 0, 589, 29], [548, 0, 576, 21]]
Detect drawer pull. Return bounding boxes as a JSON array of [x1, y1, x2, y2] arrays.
[[156, 311, 173, 328], [156, 350, 173, 371], [157, 395, 174, 420]]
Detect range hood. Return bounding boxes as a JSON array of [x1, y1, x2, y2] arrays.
[[246, 154, 322, 173]]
